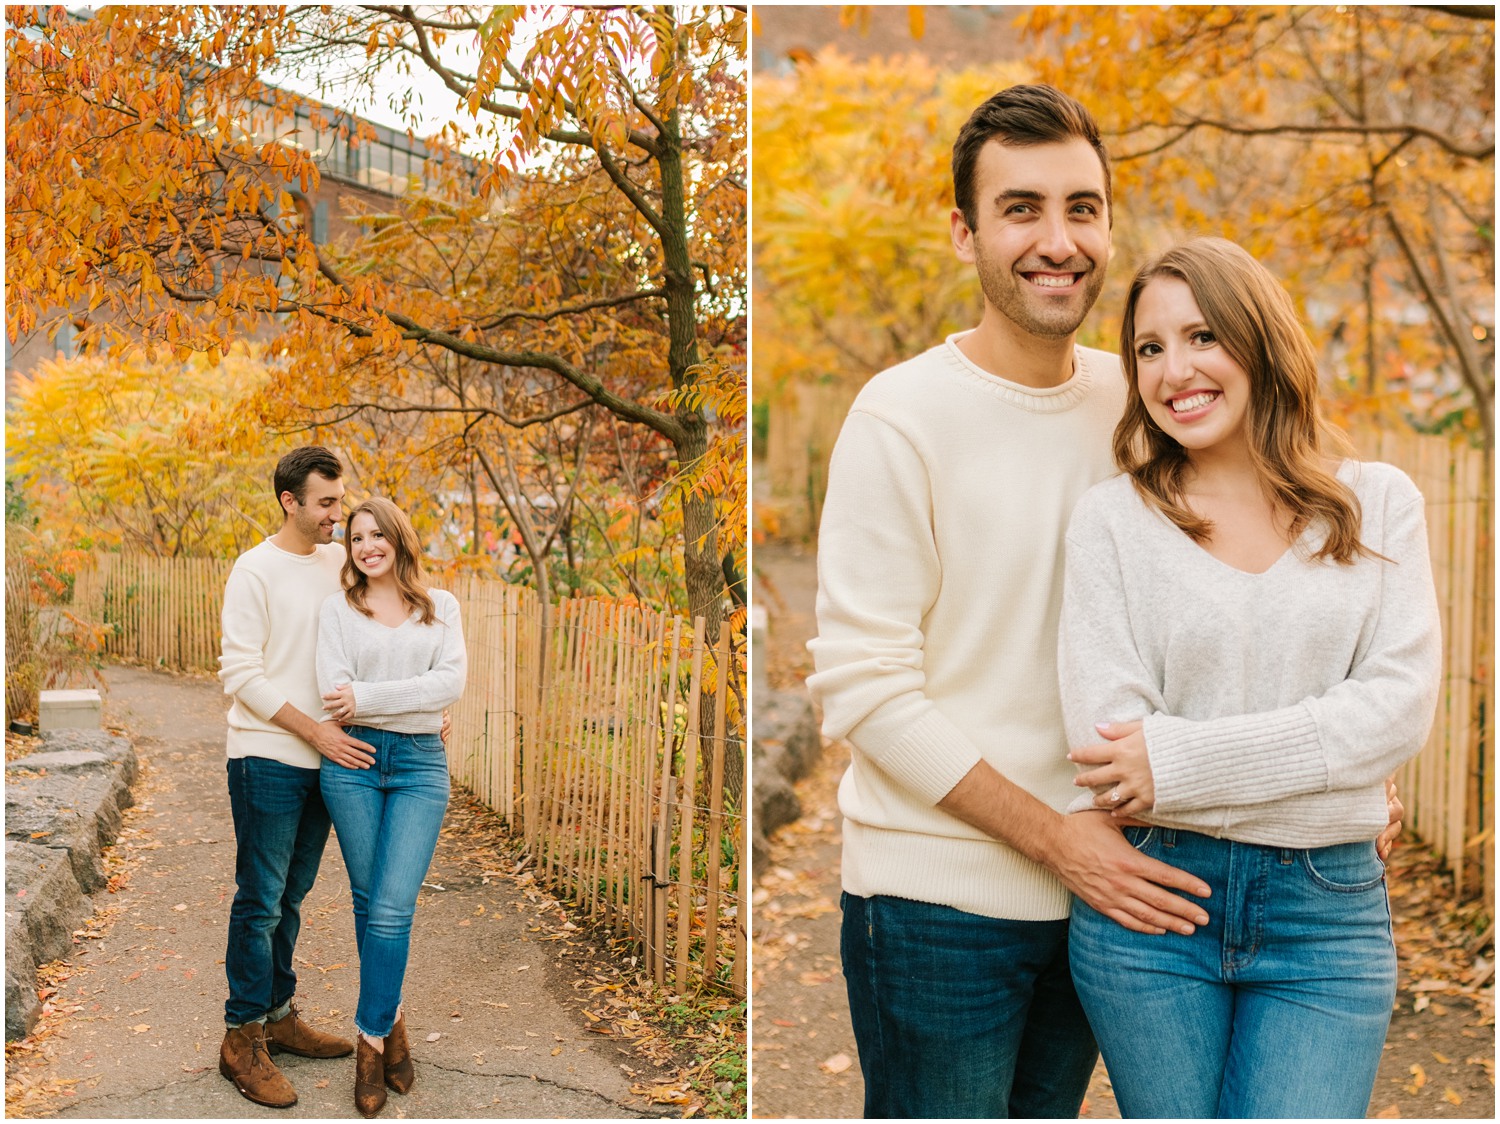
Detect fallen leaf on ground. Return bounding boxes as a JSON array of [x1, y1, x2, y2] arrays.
[[820, 1052, 852, 1074], [631, 1083, 692, 1104]]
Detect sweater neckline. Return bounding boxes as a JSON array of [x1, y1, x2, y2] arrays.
[[262, 538, 337, 563], [1136, 458, 1359, 578], [940, 331, 1097, 412]]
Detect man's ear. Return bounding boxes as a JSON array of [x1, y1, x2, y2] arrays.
[[279, 489, 298, 517], [950, 208, 976, 264]]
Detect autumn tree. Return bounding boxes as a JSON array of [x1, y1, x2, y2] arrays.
[[754, 51, 1028, 391], [6, 4, 747, 642], [8, 349, 288, 557], [1022, 4, 1495, 445]]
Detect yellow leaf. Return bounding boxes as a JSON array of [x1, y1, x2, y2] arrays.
[[1442, 1089, 1462, 1106]]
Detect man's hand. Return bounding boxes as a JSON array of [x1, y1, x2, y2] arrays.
[[307, 721, 376, 769], [936, 759, 1208, 936], [1046, 811, 1211, 936], [1070, 720, 1155, 818], [1377, 777, 1404, 861], [440, 710, 452, 746]]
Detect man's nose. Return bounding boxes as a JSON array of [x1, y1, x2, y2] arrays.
[[1036, 212, 1078, 261]]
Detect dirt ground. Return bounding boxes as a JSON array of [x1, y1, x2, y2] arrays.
[[751, 539, 1496, 1120]]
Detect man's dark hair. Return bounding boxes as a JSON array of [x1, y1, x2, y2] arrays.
[[952, 84, 1112, 233], [273, 446, 342, 509]]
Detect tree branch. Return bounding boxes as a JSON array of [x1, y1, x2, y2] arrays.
[[1116, 117, 1493, 163]]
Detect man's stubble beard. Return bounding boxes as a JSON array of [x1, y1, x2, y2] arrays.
[[972, 245, 1107, 341]]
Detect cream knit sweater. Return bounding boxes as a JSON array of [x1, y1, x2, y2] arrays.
[[219, 539, 346, 770], [1058, 461, 1442, 845], [808, 332, 1126, 921]]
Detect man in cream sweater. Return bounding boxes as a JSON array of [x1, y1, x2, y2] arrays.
[[216, 446, 376, 1107], [807, 86, 1215, 1119]]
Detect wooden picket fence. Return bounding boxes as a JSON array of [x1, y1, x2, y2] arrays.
[[1347, 427, 1493, 906], [762, 389, 1493, 904], [57, 555, 746, 994]]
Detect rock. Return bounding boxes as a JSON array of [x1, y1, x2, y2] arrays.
[[6, 770, 125, 893], [751, 687, 821, 879], [754, 691, 819, 785], [4, 841, 94, 1039], [30, 729, 138, 784], [4, 730, 138, 1040]]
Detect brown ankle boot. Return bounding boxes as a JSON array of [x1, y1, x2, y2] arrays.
[[220, 1021, 298, 1108], [266, 1002, 354, 1058], [355, 1036, 387, 1117], [383, 1012, 414, 1093]]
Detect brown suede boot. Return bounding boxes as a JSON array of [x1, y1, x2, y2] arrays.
[[220, 1021, 298, 1108], [265, 1003, 354, 1058], [383, 1012, 414, 1094], [355, 1036, 388, 1118]]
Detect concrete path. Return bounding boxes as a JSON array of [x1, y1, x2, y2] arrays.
[[31, 665, 654, 1119]]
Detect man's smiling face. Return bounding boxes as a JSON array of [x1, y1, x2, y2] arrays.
[[953, 137, 1112, 341]]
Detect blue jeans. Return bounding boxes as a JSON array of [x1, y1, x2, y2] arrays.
[[841, 892, 1098, 1118], [1070, 827, 1396, 1119], [224, 756, 332, 1027], [320, 727, 449, 1039]]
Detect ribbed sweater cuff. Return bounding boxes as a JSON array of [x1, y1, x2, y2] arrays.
[[354, 680, 421, 719], [1146, 705, 1327, 813], [237, 680, 289, 724], [857, 708, 983, 806]]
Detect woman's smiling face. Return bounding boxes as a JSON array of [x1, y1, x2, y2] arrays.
[[1131, 275, 1252, 457], [348, 511, 395, 580]]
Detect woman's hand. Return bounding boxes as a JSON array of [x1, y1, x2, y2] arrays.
[[1069, 720, 1155, 819], [323, 683, 357, 724]]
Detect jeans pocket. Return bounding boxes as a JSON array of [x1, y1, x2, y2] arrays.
[[1300, 841, 1386, 892], [415, 733, 445, 752], [1122, 826, 1157, 853]]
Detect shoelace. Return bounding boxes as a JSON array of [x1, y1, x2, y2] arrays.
[[250, 1035, 272, 1067]]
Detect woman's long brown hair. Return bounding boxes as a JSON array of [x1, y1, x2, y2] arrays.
[[341, 497, 437, 624], [1114, 237, 1368, 564]]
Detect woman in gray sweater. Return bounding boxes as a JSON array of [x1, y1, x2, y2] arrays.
[[317, 497, 466, 1116], [1058, 238, 1441, 1118]]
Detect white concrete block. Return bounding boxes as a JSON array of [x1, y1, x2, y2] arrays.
[[38, 689, 103, 733]]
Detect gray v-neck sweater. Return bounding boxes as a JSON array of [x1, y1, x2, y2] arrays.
[[1058, 460, 1441, 846], [316, 589, 466, 734]]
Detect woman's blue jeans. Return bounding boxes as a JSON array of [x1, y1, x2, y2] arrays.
[[1069, 827, 1396, 1119], [320, 727, 449, 1039], [841, 892, 1098, 1118]]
